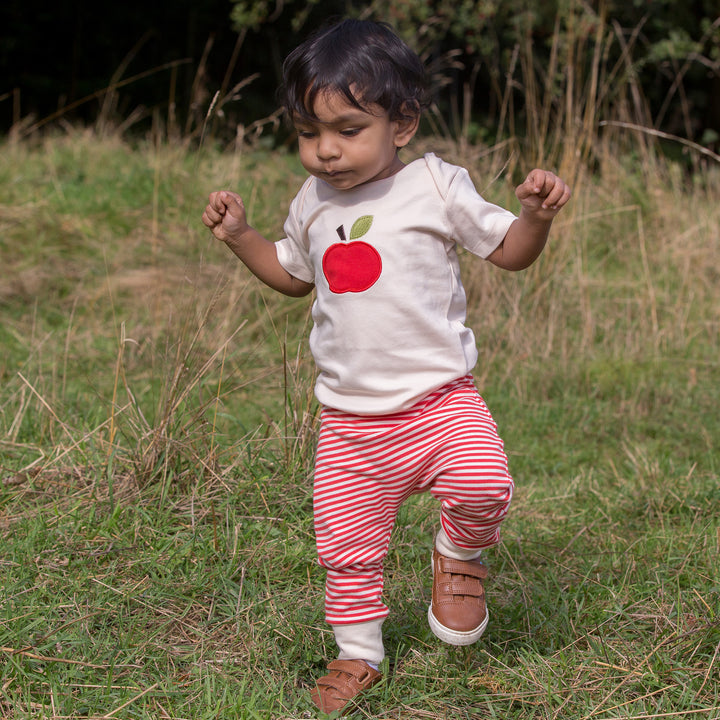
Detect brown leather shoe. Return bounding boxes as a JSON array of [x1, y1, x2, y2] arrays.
[[310, 659, 382, 714], [428, 548, 489, 645]]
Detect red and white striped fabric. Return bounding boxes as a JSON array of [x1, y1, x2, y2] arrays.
[[313, 374, 514, 625]]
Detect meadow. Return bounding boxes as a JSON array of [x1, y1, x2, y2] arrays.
[[0, 112, 719, 718]]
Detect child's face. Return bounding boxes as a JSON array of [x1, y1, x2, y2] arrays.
[[293, 90, 417, 190]]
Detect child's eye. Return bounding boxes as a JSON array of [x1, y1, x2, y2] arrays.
[[296, 129, 316, 139], [340, 128, 361, 137]]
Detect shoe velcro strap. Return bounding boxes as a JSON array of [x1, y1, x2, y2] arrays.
[[439, 557, 488, 579], [437, 580, 485, 597], [316, 674, 359, 694], [326, 659, 379, 684]]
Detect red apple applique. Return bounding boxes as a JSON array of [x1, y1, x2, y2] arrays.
[[322, 215, 382, 294]]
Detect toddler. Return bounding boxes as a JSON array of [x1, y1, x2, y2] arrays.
[[202, 18, 571, 714]]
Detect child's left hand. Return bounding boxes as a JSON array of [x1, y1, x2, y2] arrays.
[[515, 169, 571, 220]]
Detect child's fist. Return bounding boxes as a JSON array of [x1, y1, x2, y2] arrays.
[[202, 191, 250, 244], [515, 170, 571, 217]]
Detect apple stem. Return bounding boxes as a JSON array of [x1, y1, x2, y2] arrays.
[[336, 225, 346, 242]]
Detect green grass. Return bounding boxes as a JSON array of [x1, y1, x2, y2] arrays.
[[1, 131, 719, 718]]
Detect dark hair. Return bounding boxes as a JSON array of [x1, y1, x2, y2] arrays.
[[280, 19, 427, 123]]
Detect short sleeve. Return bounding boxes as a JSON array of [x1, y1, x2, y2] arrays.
[[274, 186, 315, 284], [445, 167, 516, 258]]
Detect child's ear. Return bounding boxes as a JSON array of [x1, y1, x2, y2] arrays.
[[393, 105, 420, 148]]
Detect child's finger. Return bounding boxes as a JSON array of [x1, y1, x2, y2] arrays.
[[540, 180, 572, 209], [516, 169, 551, 200], [206, 191, 227, 214], [221, 192, 246, 219], [202, 198, 225, 226], [201, 205, 220, 227], [535, 170, 560, 195]]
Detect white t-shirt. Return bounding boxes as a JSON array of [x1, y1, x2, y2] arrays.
[[275, 153, 516, 415]]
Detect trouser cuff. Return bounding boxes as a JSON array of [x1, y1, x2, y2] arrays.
[[435, 526, 483, 561], [333, 619, 385, 665]]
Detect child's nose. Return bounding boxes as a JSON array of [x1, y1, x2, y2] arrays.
[[316, 133, 340, 160]]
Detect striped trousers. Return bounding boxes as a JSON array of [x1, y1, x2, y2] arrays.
[[313, 374, 514, 625]]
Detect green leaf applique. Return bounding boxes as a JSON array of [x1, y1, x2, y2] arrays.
[[349, 215, 374, 240]]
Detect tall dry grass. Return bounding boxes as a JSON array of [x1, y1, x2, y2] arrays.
[[2, 4, 719, 488], [417, 5, 720, 389]]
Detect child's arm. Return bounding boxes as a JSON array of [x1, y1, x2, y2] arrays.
[[487, 169, 571, 271], [202, 190, 315, 297]]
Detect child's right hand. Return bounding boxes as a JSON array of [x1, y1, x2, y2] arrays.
[[201, 191, 250, 244]]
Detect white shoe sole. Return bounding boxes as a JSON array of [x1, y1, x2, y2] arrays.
[[427, 605, 489, 645]]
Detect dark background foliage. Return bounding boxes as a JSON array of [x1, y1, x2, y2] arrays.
[[1, 0, 718, 146]]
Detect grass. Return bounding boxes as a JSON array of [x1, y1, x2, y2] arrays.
[[1, 113, 719, 720]]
